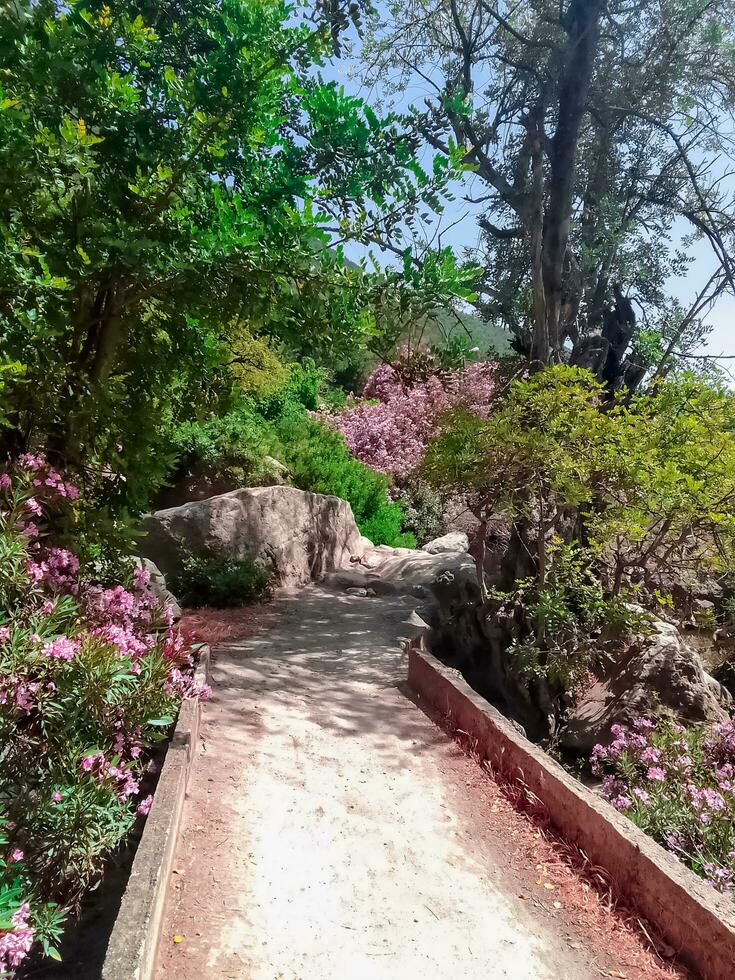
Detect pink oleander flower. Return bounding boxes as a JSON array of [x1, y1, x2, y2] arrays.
[[51, 791, 62, 803], [646, 766, 666, 782], [0, 627, 9, 644], [137, 794, 153, 816], [0, 473, 10, 489], [14, 682, 37, 713], [10, 850, 23, 862], [24, 497, 42, 517], [92, 624, 148, 660], [0, 901, 34, 972], [42, 635, 79, 662]]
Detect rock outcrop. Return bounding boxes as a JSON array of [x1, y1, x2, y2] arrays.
[[324, 547, 475, 598], [421, 531, 469, 555], [140, 486, 367, 588], [424, 560, 734, 745], [560, 617, 732, 752]]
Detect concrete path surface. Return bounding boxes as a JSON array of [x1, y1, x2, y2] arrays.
[[154, 588, 655, 980]]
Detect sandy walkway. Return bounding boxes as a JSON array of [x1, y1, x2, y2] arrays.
[[155, 588, 677, 980]]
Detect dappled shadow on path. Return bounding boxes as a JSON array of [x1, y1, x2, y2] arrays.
[[204, 586, 443, 763]]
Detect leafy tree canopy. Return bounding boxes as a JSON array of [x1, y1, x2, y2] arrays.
[[0, 0, 475, 491]]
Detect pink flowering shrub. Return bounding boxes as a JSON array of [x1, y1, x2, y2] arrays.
[[592, 717, 735, 894], [0, 459, 209, 970], [329, 359, 497, 480]]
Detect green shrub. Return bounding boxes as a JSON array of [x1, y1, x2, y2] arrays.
[[361, 502, 416, 549], [171, 552, 273, 608], [395, 478, 446, 545], [270, 411, 411, 546], [256, 361, 325, 419]]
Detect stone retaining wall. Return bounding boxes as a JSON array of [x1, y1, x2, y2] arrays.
[[408, 643, 735, 980]]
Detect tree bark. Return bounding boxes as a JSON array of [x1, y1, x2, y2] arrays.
[[539, 0, 603, 360]]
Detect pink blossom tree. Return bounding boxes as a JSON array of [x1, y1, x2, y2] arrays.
[[330, 360, 497, 480]]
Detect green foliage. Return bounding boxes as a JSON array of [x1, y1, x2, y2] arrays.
[[497, 541, 645, 694], [0, 0, 472, 517], [256, 362, 325, 419], [225, 327, 289, 400], [395, 478, 446, 545], [270, 410, 412, 547], [169, 407, 275, 492], [426, 366, 735, 592], [0, 360, 25, 430], [171, 551, 273, 608], [423, 366, 735, 701]]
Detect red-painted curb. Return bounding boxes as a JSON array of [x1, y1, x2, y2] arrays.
[[408, 644, 735, 980]]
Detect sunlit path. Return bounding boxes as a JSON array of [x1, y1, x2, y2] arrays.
[[155, 588, 663, 980]]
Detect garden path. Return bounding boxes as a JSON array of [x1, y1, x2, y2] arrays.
[[155, 587, 682, 980]]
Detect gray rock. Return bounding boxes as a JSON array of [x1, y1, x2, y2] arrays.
[[324, 548, 476, 599], [133, 557, 182, 621], [561, 617, 732, 752], [404, 609, 430, 629], [421, 531, 470, 555], [139, 486, 367, 589], [715, 627, 735, 652], [692, 598, 716, 612], [345, 587, 368, 597]]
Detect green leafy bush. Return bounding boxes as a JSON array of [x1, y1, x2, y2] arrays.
[[168, 407, 275, 493], [422, 366, 735, 723], [170, 552, 273, 608], [395, 478, 446, 545], [270, 411, 413, 546], [256, 362, 325, 419]]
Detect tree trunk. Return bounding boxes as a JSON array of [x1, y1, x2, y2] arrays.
[[538, 0, 603, 361]]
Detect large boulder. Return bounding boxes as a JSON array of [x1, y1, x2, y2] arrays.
[[139, 486, 367, 588], [324, 548, 475, 597], [421, 531, 469, 555], [561, 617, 732, 752]]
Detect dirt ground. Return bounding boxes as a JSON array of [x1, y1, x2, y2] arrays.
[[156, 588, 687, 980]]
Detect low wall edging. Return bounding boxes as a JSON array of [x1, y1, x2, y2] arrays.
[[101, 644, 211, 980], [408, 644, 735, 980]]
